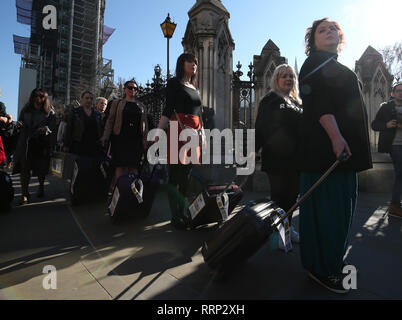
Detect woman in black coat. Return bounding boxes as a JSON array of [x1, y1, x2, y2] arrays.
[[298, 18, 372, 293], [14, 88, 56, 204], [255, 64, 303, 249]]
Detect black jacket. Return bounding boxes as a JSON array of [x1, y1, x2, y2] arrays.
[[371, 100, 398, 153], [63, 107, 104, 150], [255, 91, 302, 172], [299, 50, 372, 173]]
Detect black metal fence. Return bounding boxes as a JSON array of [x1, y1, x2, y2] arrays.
[[136, 65, 167, 129], [232, 61, 255, 129]]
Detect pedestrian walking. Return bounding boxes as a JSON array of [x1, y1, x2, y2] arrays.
[[13, 88, 56, 204], [96, 97, 108, 125], [371, 83, 402, 218], [101, 81, 148, 193], [63, 91, 104, 157]]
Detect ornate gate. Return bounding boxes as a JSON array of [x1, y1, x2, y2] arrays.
[[232, 61, 255, 129]]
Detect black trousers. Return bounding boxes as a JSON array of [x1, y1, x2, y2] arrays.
[[167, 164, 193, 224], [267, 171, 299, 224]]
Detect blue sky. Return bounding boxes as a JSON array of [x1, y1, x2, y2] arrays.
[[1, 0, 401, 119]]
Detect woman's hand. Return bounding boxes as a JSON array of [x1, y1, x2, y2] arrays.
[[331, 136, 352, 160], [387, 119, 397, 128]]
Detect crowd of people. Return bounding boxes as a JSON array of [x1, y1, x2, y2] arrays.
[[1, 17, 401, 295]]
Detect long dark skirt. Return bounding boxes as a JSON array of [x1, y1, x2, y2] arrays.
[[25, 139, 51, 177], [299, 170, 357, 277]]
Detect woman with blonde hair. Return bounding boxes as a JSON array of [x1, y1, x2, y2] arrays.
[[255, 64, 303, 249]]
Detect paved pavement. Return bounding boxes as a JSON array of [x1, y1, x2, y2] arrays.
[[1, 169, 402, 301]]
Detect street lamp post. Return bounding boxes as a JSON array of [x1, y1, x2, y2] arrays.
[[160, 13, 177, 79]]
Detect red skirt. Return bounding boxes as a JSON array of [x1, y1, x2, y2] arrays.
[[0, 136, 5, 164], [167, 113, 202, 165]]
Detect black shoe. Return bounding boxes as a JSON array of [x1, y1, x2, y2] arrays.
[[308, 272, 350, 294]]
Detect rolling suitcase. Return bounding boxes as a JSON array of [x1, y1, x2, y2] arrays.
[[0, 170, 14, 212], [70, 156, 109, 205], [201, 152, 347, 272], [185, 168, 245, 229], [108, 163, 160, 224], [188, 183, 243, 229], [202, 199, 286, 271]]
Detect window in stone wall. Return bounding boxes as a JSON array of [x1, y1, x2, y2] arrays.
[[264, 63, 276, 94]]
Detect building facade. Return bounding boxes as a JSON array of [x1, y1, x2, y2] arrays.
[[182, 0, 235, 129], [18, 0, 109, 114], [355, 46, 394, 151]]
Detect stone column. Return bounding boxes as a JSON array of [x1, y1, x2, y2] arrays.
[[182, 0, 235, 129]]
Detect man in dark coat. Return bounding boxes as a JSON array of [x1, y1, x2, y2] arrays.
[[371, 83, 402, 218]]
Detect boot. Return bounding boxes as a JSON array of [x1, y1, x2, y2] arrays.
[[389, 203, 402, 218]]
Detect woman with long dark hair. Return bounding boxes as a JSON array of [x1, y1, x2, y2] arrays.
[[156, 53, 203, 229], [298, 18, 372, 293], [14, 88, 56, 204]]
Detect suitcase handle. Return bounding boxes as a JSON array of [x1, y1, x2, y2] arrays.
[[272, 151, 348, 228]]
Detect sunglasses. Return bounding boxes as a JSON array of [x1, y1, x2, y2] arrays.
[[126, 86, 138, 91], [35, 94, 45, 98]]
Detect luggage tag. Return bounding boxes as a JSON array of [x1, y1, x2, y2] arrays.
[[131, 178, 144, 203], [108, 187, 120, 217], [188, 192, 206, 220], [272, 208, 292, 253], [216, 192, 229, 220], [70, 161, 79, 195]]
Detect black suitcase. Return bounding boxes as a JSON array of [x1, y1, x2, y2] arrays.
[[201, 199, 285, 271], [202, 153, 347, 272], [108, 164, 160, 224], [70, 156, 109, 205], [0, 170, 14, 212], [188, 183, 243, 229], [184, 167, 245, 229]]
